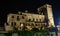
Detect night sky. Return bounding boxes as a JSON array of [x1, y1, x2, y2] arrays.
[[0, 0, 60, 26]]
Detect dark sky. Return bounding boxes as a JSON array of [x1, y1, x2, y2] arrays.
[[0, 0, 60, 26]]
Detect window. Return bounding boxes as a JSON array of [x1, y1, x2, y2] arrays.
[[33, 18, 34, 21], [11, 22, 16, 26], [6, 23, 9, 25], [11, 22, 13, 26], [29, 19, 31, 21], [22, 16, 24, 19], [14, 22, 16, 26], [20, 23, 21, 25], [28, 24, 30, 26], [25, 24, 27, 26], [36, 19, 38, 21], [31, 23, 34, 26], [12, 16, 14, 18], [17, 16, 20, 21], [39, 19, 41, 22], [35, 24, 37, 26]]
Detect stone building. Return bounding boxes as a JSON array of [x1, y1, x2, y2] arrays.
[[4, 4, 55, 32]]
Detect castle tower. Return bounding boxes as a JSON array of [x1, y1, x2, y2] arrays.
[[37, 4, 55, 27]]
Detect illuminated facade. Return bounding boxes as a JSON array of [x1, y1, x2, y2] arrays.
[[4, 4, 55, 32]]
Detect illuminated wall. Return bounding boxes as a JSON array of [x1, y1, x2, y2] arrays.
[[4, 4, 55, 32]]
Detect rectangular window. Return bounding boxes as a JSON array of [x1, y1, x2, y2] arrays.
[[35, 24, 38, 26], [6, 23, 9, 25], [31, 23, 34, 26], [36, 19, 38, 22], [11, 22, 16, 26], [40, 19, 41, 22], [33, 18, 34, 21], [11, 22, 13, 26], [14, 22, 16, 26], [17, 16, 20, 21]]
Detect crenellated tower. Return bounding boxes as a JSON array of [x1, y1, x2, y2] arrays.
[[37, 4, 55, 27]]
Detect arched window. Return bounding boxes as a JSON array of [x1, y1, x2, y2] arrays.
[[29, 19, 31, 21], [22, 16, 24, 19], [11, 16, 14, 18]]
